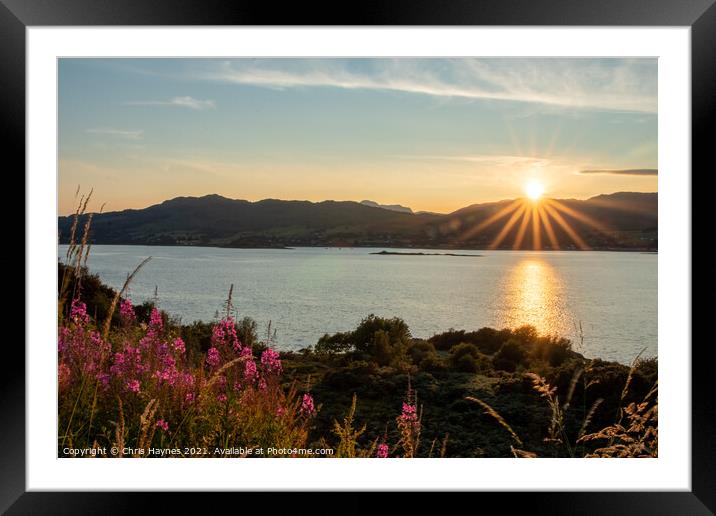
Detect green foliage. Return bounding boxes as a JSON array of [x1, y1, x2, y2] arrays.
[[418, 354, 447, 373], [407, 340, 437, 364], [315, 331, 353, 355], [353, 314, 411, 354], [236, 316, 259, 350], [58, 263, 117, 324], [449, 343, 491, 373], [493, 339, 528, 372]]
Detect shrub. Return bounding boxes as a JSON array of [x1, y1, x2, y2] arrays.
[[315, 331, 353, 355], [493, 339, 528, 372], [353, 315, 411, 355], [236, 316, 259, 350], [471, 327, 511, 355], [429, 329, 467, 351], [532, 336, 572, 366], [448, 343, 491, 373], [419, 354, 447, 373], [407, 340, 437, 365]]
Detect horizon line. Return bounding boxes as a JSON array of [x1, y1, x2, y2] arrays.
[[58, 190, 658, 217]]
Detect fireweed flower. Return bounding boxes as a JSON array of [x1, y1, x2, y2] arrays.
[[211, 317, 241, 352], [70, 298, 89, 325], [156, 419, 169, 432], [300, 393, 316, 416], [126, 379, 141, 393], [217, 393, 228, 403], [400, 403, 418, 422], [149, 308, 163, 328], [206, 347, 221, 368], [376, 443, 389, 458], [244, 359, 258, 383], [172, 337, 186, 355], [261, 348, 282, 375], [119, 298, 136, 322]]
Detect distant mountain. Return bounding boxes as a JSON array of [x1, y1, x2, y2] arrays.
[[59, 192, 657, 250], [360, 200, 413, 214]]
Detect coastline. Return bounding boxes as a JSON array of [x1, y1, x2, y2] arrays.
[[58, 242, 658, 253]]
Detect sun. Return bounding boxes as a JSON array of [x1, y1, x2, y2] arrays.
[[524, 180, 545, 201]]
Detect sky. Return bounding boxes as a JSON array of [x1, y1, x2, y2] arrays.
[[58, 58, 657, 215]]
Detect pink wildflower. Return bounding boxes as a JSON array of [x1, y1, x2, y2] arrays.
[[206, 347, 221, 368], [300, 393, 316, 416], [70, 298, 89, 325], [126, 379, 141, 393], [261, 348, 282, 375], [156, 419, 169, 432], [119, 298, 136, 322], [243, 359, 258, 383], [211, 317, 241, 352], [376, 443, 389, 458], [172, 337, 186, 354], [400, 403, 417, 422], [149, 308, 163, 328], [217, 393, 228, 402]]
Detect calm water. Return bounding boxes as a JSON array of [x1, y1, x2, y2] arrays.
[[59, 245, 657, 363]]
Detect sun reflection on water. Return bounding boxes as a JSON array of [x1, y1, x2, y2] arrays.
[[498, 258, 569, 337]]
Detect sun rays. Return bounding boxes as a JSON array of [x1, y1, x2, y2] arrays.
[[456, 189, 618, 250]]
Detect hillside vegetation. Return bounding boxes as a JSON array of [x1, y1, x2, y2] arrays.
[[58, 192, 657, 250]]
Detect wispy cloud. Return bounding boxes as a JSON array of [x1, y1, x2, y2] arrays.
[[579, 168, 657, 176], [403, 154, 553, 167], [201, 58, 657, 113], [86, 127, 143, 139], [125, 96, 216, 110]]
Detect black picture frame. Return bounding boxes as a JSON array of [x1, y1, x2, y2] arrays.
[[5, 0, 709, 513]]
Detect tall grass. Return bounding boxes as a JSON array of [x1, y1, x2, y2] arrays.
[[467, 353, 657, 458]]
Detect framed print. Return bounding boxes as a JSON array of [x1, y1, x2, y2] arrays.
[[5, 0, 712, 512]]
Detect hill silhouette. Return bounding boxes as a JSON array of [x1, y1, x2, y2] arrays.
[[58, 192, 657, 250]]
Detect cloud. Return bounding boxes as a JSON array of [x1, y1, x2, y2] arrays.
[[86, 128, 143, 139], [579, 168, 657, 176], [125, 96, 216, 110], [201, 58, 657, 113], [407, 154, 552, 167]]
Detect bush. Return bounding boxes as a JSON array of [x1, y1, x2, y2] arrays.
[[407, 340, 437, 365], [353, 314, 411, 355], [429, 327, 516, 355], [236, 316, 259, 349], [531, 336, 572, 366], [449, 343, 491, 373], [453, 354, 481, 373], [471, 327, 511, 355], [316, 331, 353, 355], [493, 339, 527, 372], [419, 354, 447, 373], [429, 329, 467, 351]]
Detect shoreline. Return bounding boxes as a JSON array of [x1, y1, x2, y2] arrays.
[[58, 242, 658, 253]]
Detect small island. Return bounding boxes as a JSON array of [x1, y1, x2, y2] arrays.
[[371, 250, 483, 257]]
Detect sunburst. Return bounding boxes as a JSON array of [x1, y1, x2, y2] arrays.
[[457, 183, 622, 250]]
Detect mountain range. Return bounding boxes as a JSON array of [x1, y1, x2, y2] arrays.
[[58, 192, 657, 250]]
